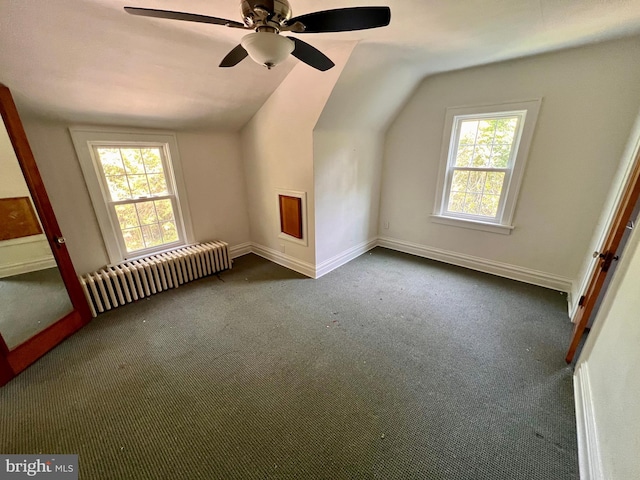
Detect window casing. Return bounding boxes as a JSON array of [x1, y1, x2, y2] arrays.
[[71, 128, 194, 264], [432, 100, 541, 234]]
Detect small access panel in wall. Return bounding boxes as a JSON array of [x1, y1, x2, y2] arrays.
[[0, 197, 42, 241], [277, 189, 307, 246], [279, 195, 302, 239]]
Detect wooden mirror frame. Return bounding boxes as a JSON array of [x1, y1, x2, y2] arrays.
[[0, 83, 91, 386]]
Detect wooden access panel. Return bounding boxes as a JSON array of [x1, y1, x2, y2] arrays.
[[0, 196, 42, 240], [279, 195, 303, 239]]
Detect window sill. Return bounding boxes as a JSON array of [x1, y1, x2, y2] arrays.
[[109, 241, 188, 266], [430, 215, 514, 235]]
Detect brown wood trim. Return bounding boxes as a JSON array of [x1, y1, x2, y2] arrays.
[[6, 310, 87, 375], [566, 147, 640, 362]]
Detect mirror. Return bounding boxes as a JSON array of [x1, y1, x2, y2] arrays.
[[0, 123, 74, 349], [0, 83, 91, 386]]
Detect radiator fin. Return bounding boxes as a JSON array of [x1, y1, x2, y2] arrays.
[[79, 241, 230, 317]]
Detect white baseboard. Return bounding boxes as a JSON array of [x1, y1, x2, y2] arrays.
[[238, 236, 574, 298], [378, 236, 573, 293], [229, 242, 252, 259], [250, 243, 315, 278], [574, 362, 604, 480], [315, 238, 378, 279], [0, 257, 57, 279]]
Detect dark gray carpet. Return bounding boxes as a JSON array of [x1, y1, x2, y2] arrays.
[[0, 267, 73, 349], [0, 248, 578, 479]]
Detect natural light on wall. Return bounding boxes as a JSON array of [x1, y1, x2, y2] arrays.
[[94, 146, 180, 253]]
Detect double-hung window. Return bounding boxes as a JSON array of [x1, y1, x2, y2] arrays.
[[432, 100, 541, 234], [71, 128, 194, 263]]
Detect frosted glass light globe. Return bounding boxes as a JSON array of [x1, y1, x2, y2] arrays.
[[241, 32, 294, 69]]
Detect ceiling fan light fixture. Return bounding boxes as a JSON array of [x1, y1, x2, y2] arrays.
[[240, 32, 294, 69]]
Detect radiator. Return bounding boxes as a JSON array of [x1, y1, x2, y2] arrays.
[[80, 241, 230, 317]]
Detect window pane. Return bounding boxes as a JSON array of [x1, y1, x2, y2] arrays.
[[455, 146, 474, 167], [467, 171, 485, 193], [129, 175, 150, 197], [136, 201, 158, 226], [485, 172, 505, 195], [495, 117, 518, 145], [122, 227, 144, 252], [105, 175, 131, 201], [155, 199, 175, 223], [115, 204, 139, 229], [142, 148, 163, 173], [148, 174, 168, 196], [161, 221, 179, 243], [142, 224, 163, 248], [459, 121, 478, 145], [451, 171, 469, 192], [490, 144, 512, 168], [480, 194, 500, 217], [463, 193, 482, 215], [121, 148, 145, 174], [477, 119, 497, 145], [472, 145, 491, 167], [96, 148, 125, 176], [448, 192, 466, 213]]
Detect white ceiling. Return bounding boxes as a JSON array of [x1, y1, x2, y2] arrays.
[[2, 0, 640, 130]]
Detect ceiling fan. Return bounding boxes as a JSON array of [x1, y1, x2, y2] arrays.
[[124, 1, 391, 71]]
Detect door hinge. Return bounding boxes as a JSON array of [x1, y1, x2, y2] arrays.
[[600, 251, 619, 272], [578, 295, 586, 307]]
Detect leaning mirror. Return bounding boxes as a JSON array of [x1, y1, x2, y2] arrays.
[[0, 83, 91, 386]]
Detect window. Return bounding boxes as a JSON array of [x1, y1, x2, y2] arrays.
[[71, 128, 194, 263], [432, 100, 541, 234]]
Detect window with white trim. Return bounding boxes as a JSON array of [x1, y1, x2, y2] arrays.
[[432, 100, 541, 234], [71, 128, 194, 263]]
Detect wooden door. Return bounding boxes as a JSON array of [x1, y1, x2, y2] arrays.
[[0, 83, 92, 385], [566, 148, 640, 363]]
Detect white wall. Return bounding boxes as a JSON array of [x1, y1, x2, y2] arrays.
[[240, 42, 355, 275], [575, 210, 640, 479], [379, 36, 640, 290], [313, 45, 419, 269], [172, 131, 250, 250], [313, 130, 383, 269], [21, 118, 251, 274]]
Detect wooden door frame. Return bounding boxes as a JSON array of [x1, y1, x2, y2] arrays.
[[566, 145, 640, 363], [0, 83, 92, 385]]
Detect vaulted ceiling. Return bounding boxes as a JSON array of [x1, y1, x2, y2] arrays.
[[2, 0, 640, 130]]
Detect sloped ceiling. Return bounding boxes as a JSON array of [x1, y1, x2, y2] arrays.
[[1, 0, 640, 130]]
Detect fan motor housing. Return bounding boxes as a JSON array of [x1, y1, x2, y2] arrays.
[[241, 0, 292, 29]]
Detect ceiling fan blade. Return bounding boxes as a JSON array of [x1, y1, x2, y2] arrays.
[[287, 6, 391, 33], [219, 44, 249, 68], [290, 38, 335, 71], [124, 7, 247, 29]]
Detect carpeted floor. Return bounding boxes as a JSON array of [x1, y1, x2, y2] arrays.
[[0, 248, 578, 479]]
